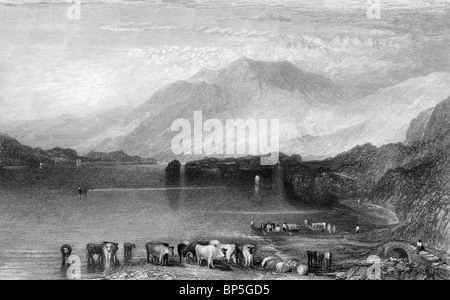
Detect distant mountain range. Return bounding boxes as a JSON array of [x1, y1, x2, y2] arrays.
[[0, 133, 155, 167], [2, 57, 450, 162], [93, 57, 348, 161], [83, 150, 156, 164], [0, 133, 78, 166], [288, 72, 450, 159]]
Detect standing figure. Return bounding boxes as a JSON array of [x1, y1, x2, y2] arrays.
[[78, 186, 88, 199], [60, 244, 72, 267], [416, 240, 425, 253], [124, 243, 136, 259], [356, 226, 360, 234], [266, 222, 272, 232]]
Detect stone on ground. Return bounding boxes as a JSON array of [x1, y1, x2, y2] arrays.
[[296, 264, 309, 276]]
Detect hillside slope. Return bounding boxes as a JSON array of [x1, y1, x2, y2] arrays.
[[95, 57, 348, 160], [288, 72, 450, 158], [314, 97, 450, 252], [0, 133, 76, 166]]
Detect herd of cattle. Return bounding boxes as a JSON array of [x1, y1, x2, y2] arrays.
[[60, 240, 257, 269], [60, 240, 333, 274]]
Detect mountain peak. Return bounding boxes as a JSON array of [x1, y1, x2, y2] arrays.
[[192, 57, 345, 101]]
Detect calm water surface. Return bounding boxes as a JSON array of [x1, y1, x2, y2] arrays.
[[0, 164, 377, 279]]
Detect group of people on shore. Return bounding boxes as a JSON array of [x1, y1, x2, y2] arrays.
[[260, 222, 289, 233]]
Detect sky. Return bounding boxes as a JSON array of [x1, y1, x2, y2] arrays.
[[0, 0, 449, 122]]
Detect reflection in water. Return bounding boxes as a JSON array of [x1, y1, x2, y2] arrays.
[[60, 266, 68, 280], [0, 164, 380, 279], [166, 175, 182, 211], [254, 175, 260, 197]]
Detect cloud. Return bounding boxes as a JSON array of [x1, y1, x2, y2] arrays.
[[1, 0, 448, 122]]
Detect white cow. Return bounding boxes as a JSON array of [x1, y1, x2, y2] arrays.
[[219, 244, 237, 263], [240, 244, 256, 267], [209, 240, 221, 247], [195, 244, 225, 268]]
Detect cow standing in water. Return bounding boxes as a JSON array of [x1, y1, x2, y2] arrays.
[[124, 243, 136, 259], [146, 243, 175, 266], [60, 244, 72, 267], [86, 242, 118, 266], [86, 243, 105, 265], [102, 242, 119, 267]]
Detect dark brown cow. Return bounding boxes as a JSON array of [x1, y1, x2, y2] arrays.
[[86, 242, 119, 265], [78, 187, 88, 199], [307, 250, 318, 268], [178, 243, 189, 263], [86, 243, 104, 265], [60, 244, 72, 266], [317, 252, 325, 267], [124, 243, 136, 259]]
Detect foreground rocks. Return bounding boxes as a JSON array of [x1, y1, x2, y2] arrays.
[[104, 261, 325, 281], [346, 259, 450, 280]]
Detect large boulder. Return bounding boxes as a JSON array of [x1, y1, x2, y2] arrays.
[[262, 256, 283, 270], [286, 259, 301, 270], [276, 262, 291, 273], [296, 264, 309, 275], [346, 265, 369, 280], [166, 160, 181, 179]]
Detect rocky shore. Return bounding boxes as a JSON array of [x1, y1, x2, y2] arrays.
[[105, 200, 450, 280]]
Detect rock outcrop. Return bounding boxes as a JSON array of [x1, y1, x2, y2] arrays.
[[405, 108, 434, 145], [346, 259, 449, 280], [368, 98, 450, 252], [281, 154, 357, 202], [185, 155, 277, 178], [165, 160, 182, 180], [282, 97, 450, 253], [309, 97, 450, 253]]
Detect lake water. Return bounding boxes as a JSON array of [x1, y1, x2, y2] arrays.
[[0, 164, 380, 280]]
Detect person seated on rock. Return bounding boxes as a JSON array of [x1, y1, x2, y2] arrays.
[[282, 223, 287, 232], [416, 240, 425, 253]]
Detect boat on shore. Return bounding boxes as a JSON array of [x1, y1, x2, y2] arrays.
[[250, 222, 342, 238], [250, 222, 309, 236]]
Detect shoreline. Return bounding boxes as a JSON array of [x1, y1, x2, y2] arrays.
[[339, 199, 399, 226], [105, 199, 397, 280]]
